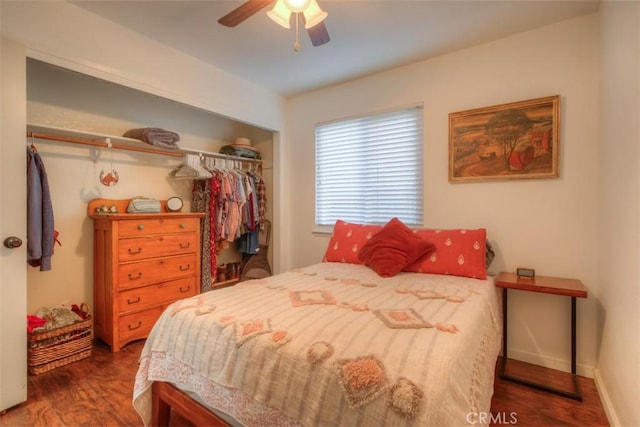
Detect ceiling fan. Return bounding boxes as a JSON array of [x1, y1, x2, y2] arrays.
[[218, 0, 330, 50]]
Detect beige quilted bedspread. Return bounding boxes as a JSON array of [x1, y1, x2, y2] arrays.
[[133, 263, 502, 426]]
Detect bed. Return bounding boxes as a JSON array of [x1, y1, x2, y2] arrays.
[[133, 221, 502, 426]]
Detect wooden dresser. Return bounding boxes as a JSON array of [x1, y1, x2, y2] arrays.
[[89, 199, 204, 352]]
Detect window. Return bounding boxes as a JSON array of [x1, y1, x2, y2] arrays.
[[315, 105, 423, 228]]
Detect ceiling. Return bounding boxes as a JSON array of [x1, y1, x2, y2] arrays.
[[71, 0, 600, 97]]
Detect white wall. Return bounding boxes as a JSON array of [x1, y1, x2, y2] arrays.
[[284, 15, 600, 377], [596, 1, 640, 426], [0, 1, 283, 132]]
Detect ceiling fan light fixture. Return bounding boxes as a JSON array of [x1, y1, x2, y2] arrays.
[[267, 0, 292, 29], [219, 0, 330, 48], [284, 0, 311, 13], [303, 0, 327, 29]]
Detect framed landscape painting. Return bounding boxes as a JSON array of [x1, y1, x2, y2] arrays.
[[449, 95, 560, 182]]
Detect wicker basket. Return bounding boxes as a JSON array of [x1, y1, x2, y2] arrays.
[[27, 307, 92, 375]]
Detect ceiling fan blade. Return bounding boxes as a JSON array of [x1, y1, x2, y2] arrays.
[[307, 21, 330, 47], [218, 0, 273, 27]]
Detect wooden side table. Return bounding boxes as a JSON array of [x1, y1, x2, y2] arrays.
[[495, 272, 588, 401]]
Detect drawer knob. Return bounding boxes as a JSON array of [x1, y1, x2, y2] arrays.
[[137, 224, 145, 230], [128, 321, 142, 331], [179, 223, 186, 229], [128, 248, 142, 255], [179, 285, 191, 293], [179, 264, 191, 272], [128, 272, 142, 280], [127, 296, 141, 304], [179, 242, 191, 249]]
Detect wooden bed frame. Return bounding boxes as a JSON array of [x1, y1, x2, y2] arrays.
[[151, 382, 230, 427]]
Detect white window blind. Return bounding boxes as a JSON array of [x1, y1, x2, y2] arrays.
[[315, 105, 423, 227]]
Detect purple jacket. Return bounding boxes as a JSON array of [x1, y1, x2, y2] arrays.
[[27, 147, 55, 271]]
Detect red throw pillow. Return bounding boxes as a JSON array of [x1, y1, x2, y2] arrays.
[[358, 218, 435, 277], [322, 220, 383, 264], [403, 228, 487, 279]]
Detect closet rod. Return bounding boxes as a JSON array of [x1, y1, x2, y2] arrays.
[[27, 131, 184, 158], [26, 131, 262, 164]]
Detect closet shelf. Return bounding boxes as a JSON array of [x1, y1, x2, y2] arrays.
[[26, 123, 262, 164]]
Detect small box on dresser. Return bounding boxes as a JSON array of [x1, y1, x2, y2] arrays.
[[89, 199, 204, 352]]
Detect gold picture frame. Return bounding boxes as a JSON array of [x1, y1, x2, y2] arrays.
[[449, 95, 560, 182]]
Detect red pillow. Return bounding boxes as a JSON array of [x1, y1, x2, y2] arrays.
[[358, 218, 435, 277], [403, 228, 487, 279], [322, 220, 383, 264]]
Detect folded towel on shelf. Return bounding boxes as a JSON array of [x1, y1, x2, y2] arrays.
[[220, 144, 261, 159], [123, 127, 180, 150]]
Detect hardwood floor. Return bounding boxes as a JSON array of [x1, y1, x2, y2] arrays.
[[1, 340, 610, 426], [1, 341, 144, 427], [490, 358, 609, 427]]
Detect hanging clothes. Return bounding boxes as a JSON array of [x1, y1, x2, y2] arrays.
[[192, 179, 213, 292], [253, 171, 267, 231], [238, 171, 267, 255], [189, 158, 267, 284], [208, 176, 221, 277], [27, 146, 56, 271]]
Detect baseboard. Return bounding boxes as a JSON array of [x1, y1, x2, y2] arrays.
[[506, 348, 594, 378], [593, 368, 621, 427]]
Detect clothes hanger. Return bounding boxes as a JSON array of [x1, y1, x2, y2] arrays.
[[204, 156, 218, 173], [195, 153, 213, 178], [171, 153, 212, 179], [28, 135, 38, 153]]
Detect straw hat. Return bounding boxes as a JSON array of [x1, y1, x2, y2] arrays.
[[232, 137, 258, 152]]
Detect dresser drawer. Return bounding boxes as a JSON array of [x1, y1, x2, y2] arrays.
[[118, 306, 165, 344], [119, 233, 197, 261], [118, 217, 200, 237], [118, 254, 197, 289], [119, 277, 197, 314]]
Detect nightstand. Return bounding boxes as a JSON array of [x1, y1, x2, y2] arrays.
[[495, 272, 588, 401]]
